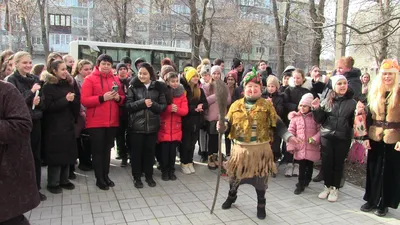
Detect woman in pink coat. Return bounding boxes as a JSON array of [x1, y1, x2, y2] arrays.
[[287, 93, 321, 195]]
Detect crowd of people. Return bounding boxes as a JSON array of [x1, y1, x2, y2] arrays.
[[0, 49, 399, 224]]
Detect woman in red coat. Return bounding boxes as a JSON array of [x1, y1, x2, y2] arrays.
[[158, 72, 188, 181], [81, 54, 125, 190]]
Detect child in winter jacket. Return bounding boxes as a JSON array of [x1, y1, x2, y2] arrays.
[[158, 72, 188, 180], [312, 75, 356, 202], [262, 76, 285, 168], [287, 93, 320, 195]]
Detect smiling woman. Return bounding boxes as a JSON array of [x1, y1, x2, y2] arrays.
[[5, 51, 47, 201]]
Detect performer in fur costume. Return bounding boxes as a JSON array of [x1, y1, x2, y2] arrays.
[[219, 69, 301, 219]]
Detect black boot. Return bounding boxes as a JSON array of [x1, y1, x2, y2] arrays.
[[375, 207, 388, 217], [257, 198, 266, 219], [134, 176, 143, 189], [360, 202, 376, 212], [221, 191, 237, 209], [96, 179, 109, 190], [104, 176, 115, 187], [294, 181, 305, 195], [312, 170, 324, 182]]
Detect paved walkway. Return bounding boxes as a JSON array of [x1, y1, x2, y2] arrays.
[[27, 149, 400, 225]]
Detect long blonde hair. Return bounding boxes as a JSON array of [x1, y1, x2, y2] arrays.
[[368, 71, 399, 113]]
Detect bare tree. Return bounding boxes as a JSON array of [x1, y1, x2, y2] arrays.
[[188, 0, 210, 66], [272, 0, 291, 76], [309, 0, 326, 67], [37, 0, 49, 58]]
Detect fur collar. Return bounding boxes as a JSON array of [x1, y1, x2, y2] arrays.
[[288, 111, 312, 120], [172, 84, 185, 97], [289, 76, 313, 90], [40, 71, 74, 85]]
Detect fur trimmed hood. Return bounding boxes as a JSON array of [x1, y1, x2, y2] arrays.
[[289, 76, 313, 90], [40, 71, 74, 85], [172, 84, 185, 97]]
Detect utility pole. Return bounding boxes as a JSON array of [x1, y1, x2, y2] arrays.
[[335, 0, 349, 60], [87, 0, 90, 40]]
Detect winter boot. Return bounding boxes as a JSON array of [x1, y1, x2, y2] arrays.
[[313, 169, 324, 182], [257, 198, 266, 219], [221, 191, 237, 209], [294, 181, 305, 195], [208, 155, 217, 170]]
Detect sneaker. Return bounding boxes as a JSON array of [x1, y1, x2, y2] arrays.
[[284, 164, 293, 177], [133, 177, 143, 189], [181, 164, 191, 174], [318, 185, 331, 199], [292, 163, 299, 177], [327, 187, 338, 202], [188, 163, 195, 173], [313, 171, 324, 182]]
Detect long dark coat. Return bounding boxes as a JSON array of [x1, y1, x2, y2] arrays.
[[0, 81, 40, 222], [41, 72, 80, 165]]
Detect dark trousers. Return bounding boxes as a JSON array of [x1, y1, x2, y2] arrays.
[[0, 215, 30, 225], [160, 141, 178, 173], [281, 142, 293, 163], [271, 134, 282, 161], [47, 165, 69, 187], [116, 118, 128, 159], [207, 133, 219, 156], [88, 127, 117, 181], [321, 137, 351, 188], [31, 119, 42, 190], [78, 130, 92, 166], [298, 159, 314, 183], [129, 133, 157, 178], [180, 130, 199, 164]]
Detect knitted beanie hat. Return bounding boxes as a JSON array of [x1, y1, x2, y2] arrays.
[[116, 63, 127, 72], [267, 75, 280, 89], [185, 68, 198, 82], [331, 75, 347, 89], [299, 93, 314, 107]]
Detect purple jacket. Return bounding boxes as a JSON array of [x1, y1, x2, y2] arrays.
[[287, 111, 321, 162], [203, 83, 231, 121]]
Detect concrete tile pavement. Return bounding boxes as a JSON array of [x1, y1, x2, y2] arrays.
[[27, 149, 400, 225]]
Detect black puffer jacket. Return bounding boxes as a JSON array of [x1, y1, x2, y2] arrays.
[[118, 76, 131, 119], [181, 77, 209, 132], [313, 91, 356, 140], [125, 77, 167, 134], [6, 71, 44, 120], [284, 78, 316, 113]]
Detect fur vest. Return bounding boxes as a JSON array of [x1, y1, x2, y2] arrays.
[[369, 91, 400, 144], [227, 98, 277, 143]]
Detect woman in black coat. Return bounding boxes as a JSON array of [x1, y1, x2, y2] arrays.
[[41, 60, 80, 194], [126, 62, 167, 189], [6, 51, 46, 201]]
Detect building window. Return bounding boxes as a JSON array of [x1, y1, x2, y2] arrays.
[[72, 16, 88, 27], [49, 14, 71, 27], [31, 36, 41, 45], [171, 4, 190, 14], [256, 47, 265, 54], [152, 39, 167, 46], [155, 21, 169, 31], [134, 22, 147, 32], [76, 36, 87, 41]]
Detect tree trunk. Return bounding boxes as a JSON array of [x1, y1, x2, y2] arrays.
[[272, 0, 291, 77], [37, 0, 49, 58], [188, 0, 209, 67], [378, 0, 390, 63], [309, 0, 326, 67], [21, 16, 33, 55]]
